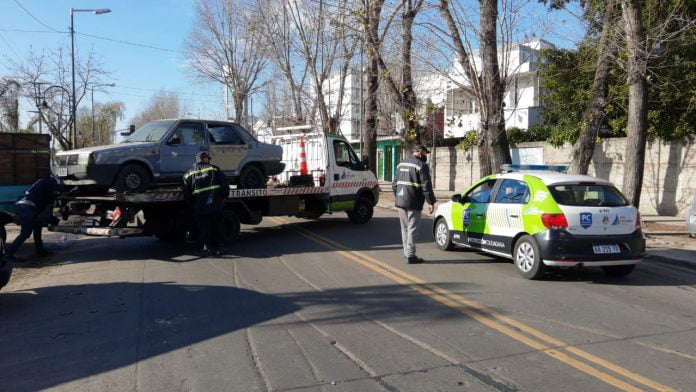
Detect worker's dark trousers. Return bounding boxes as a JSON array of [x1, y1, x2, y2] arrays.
[[195, 212, 225, 251], [7, 204, 44, 256]]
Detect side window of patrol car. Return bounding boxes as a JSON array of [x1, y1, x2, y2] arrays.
[[465, 180, 496, 203], [494, 179, 530, 204]]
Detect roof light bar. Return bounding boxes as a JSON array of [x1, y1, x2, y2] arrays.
[[501, 164, 568, 173]]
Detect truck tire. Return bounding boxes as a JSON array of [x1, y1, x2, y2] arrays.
[[514, 235, 546, 280], [146, 209, 188, 243], [601, 264, 635, 277], [238, 165, 266, 189], [223, 212, 241, 245], [347, 196, 373, 224], [115, 164, 150, 193]]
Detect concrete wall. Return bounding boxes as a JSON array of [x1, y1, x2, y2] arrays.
[[432, 137, 696, 217]]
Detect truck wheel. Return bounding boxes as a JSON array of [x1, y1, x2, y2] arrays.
[[115, 164, 150, 193], [223, 212, 241, 245], [347, 196, 373, 224], [238, 166, 266, 189], [435, 218, 454, 251], [601, 264, 635, 277], [514, 235, 546, 280]]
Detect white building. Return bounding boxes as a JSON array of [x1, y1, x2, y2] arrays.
[[444, 39, 553, 138], [320, 68, 362, 144]]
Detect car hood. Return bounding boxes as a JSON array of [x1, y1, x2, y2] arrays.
[[56, 142, 157, 155]]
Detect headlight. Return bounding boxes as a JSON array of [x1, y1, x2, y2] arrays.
[[77, 153, 92, 165]]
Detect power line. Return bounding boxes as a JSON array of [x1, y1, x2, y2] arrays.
[[76, 32, 176, 52], [13, 0, 65, 33]]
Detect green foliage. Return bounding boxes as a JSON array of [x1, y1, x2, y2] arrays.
[[76, 101, 125, 146], [506, 125, 555, 146], [456, 130, 478, 150], [539, 0, 695, 142]]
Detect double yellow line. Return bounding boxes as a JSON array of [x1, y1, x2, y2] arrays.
[[271, 217, 675, 392]]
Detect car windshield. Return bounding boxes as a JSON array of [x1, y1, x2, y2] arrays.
[[124, 120, 176, 143], [548, 183, 629, 207]]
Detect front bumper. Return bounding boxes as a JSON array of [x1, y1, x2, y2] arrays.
[[56, 164, 121, 186], [534, 230, 645, 267]]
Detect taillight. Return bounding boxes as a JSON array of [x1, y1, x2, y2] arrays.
[[541, 213, 568, 230], [635, 212, 641, 230]]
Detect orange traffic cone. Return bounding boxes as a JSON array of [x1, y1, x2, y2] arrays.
[[299, 136, 308, 175]]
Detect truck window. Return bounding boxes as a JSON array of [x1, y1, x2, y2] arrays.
[[208, 125, 242, 145], [333, 140, 360, 169]]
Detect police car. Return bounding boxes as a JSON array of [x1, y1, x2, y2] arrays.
[[433, 165, 645, 279]]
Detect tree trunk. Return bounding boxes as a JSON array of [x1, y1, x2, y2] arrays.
[[621, 0, 648, 207], [401, 9, 419, 144], [479, 0, 511, 175], [568, 0, 619, 175], [364, 54, 379, 176]]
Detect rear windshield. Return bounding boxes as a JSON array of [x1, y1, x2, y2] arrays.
[[548, 184, 629, 207]]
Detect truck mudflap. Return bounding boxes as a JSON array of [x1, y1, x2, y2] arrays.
[[49, 225, 144, 237]]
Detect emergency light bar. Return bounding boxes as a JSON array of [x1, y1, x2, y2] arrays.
[[501, 164, 568, 173]]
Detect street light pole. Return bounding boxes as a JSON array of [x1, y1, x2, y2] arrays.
[[70, 7, 111, 149]]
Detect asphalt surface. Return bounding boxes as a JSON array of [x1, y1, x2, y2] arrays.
[[2, 207, 696, 391]]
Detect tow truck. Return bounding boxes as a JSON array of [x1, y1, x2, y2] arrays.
[[49, 132, 379, 244]]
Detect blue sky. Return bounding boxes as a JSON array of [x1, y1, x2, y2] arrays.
[[1, 0, 585, 133], [0, 0, 224, 130]]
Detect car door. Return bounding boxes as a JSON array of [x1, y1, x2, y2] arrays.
[[159, 121, 207, 179], [451, 179, 497, 249], [486, 178, 530, 255], [327, 138, 367, 211], [206, 123, 248, 177]]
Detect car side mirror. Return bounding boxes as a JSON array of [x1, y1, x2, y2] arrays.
[[168, 136, 181, 146], [361, 155, 369, 170], [451, 194, 462, 203]]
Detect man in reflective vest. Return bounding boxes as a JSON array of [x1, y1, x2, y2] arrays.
[[392, 145, 436, 264], [183, 151, 230, 256]]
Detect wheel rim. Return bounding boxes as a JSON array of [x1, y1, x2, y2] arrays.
[[436, 222, 448, 246], [125, 173, 141, 189], [516, 242, 535, 272]]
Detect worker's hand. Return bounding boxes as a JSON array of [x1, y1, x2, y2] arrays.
[[427, 204, 435, 215]]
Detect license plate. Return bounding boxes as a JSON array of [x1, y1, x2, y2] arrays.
[[593, 244, 620, 254], [57, 167, 68, 177]]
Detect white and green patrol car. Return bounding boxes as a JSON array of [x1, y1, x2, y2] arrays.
[[433, 165, 645, 279]]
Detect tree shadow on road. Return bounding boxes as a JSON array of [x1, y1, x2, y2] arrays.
[[0, 282, 299, 391]]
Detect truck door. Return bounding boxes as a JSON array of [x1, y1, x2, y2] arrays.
[[326, 138, 367, 211], [206, 123, 247, 177], [159, 122, 207, 179]]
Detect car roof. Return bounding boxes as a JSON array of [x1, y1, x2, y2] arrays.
[[498, 171, 614, 186]]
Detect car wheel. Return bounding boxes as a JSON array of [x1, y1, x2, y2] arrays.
[[601, 264, 635, 277], [347, 196, 373, 224], [238, 165, 267, 189], [435, 218, 454, 251], [115, 164, 150, 193], [514, 235, 546, 280]]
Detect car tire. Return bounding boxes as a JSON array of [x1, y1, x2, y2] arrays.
[[114, 164, 150, 193], [435, 218, 454, 251], [601, 264, 635, 277], [347, 196, 373, 224], [238, 165, 267, 189], [514, 235, 546, 280]]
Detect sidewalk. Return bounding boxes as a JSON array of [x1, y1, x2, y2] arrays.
[[376, 187, 696, 269]]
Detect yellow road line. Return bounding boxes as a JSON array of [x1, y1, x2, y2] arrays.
[[270, 217, 675, 392]]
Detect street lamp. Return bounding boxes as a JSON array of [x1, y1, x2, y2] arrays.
[[91, 83, 116, 145], [71, 7, 111, 149], [40, 84, 73, 145]]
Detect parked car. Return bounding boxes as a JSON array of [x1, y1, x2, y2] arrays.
[[55, 119, 285, 192], [688, 193, 696, 238], [433, 165, 645, 279]]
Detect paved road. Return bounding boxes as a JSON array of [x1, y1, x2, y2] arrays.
[[2, 207, 695, 391]]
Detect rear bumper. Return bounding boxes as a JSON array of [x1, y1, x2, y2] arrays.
[[58, 164, 120, 186], [533, 230, 645, 267]]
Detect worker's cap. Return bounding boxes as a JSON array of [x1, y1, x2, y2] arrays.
[[196, 151, 211, 161], [413, 145, 430, 154]]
